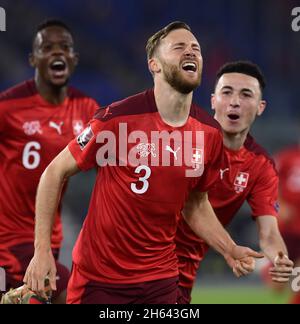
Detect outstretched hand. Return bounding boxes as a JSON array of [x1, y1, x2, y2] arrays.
[[269, 251, 294, 283]]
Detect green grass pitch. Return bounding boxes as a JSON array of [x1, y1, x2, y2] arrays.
[[191, 286, 291, 304]]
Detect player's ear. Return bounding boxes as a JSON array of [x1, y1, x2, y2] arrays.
[[257, 100, 267, 116], [211, 93, 216, 111], [148, 58, 161, 75]]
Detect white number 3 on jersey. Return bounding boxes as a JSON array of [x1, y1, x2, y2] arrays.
[[131, 165, 151, 195]]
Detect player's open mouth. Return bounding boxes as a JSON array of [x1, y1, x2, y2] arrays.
[[182, 62, 197, 73], [49, 60, 68, 77], [228, 114, 240, 121]]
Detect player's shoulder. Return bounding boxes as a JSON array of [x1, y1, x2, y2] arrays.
[[0, 79, 35, 104], [94, 89, 154, 122], [190, 103, 222, 133], [245, 134, 276, 170]]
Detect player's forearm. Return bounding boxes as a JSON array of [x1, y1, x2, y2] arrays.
[[257, 216, 288, 263], [34, 147, 79, 252], [183, 192, 236, 258], [259, 230, 288, 264], [34, 165, 65, 252]]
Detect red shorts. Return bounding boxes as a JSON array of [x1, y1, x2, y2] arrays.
[[67, 263, 178, 304], [177, 285, 192, 304], [2, 243, 69, 299]]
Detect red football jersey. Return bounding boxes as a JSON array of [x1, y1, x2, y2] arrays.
[[275, 146, 300, 235], [0, 80, 98, 253], [175, 135, 279, 288], [68, 89, 224, 284]]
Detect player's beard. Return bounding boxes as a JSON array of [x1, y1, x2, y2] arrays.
[[162, 61, 201, 94]]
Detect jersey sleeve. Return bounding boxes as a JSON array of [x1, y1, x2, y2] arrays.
[[247, 159, 279, 218], [195, 130, 224, 193], [68, 115, 115, 171]]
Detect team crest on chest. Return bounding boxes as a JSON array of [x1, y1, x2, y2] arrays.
[[23, 121, 43, 136], [234, 172, 249, 193], [191, 148, 204, 169], [136, 143, 157, 158]]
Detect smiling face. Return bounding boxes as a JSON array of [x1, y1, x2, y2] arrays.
[[149, 28, 203, 94], [212, 72, 266, 135], [30, 26, 78, 88]]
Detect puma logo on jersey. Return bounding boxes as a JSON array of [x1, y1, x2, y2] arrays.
[[220, 168, 230, 180], [49, 121, 64, 135], [165, 145, 181, 160]]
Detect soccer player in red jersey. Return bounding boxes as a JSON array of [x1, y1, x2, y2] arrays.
[[24, 22, 262, 304], [271, 147, 300, 304], [175, 61, 294, 304], [0, 19, 98, 303]]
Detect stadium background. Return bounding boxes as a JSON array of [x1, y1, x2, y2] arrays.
[[1, 0, 299, 303]]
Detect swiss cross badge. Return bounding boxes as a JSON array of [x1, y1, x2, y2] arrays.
[[73, 120, 84, 136], [234, 172, 249, 193], [191, 148, 204, 169]]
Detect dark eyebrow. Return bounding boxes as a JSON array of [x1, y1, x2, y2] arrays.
[[241, 88, 254, 94], [221, 86, 233, 91], [172, 42, 186, 47], [221, 86, 254, 94]]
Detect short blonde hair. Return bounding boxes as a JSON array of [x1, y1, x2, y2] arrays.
[[146, 21, 191, 60]]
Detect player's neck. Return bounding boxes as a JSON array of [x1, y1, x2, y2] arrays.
[[154, 82, 193, 127], [35, 76, 68, 105], [223, 130, 248, 151]]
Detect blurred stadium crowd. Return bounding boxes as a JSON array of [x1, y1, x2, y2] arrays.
[[0, 0, 299, 285]]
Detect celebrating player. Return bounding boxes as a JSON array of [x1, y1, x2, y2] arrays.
[[0, 19, 98, 303], [175, 61, 294, 304], [24, 22, 262, 304]]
